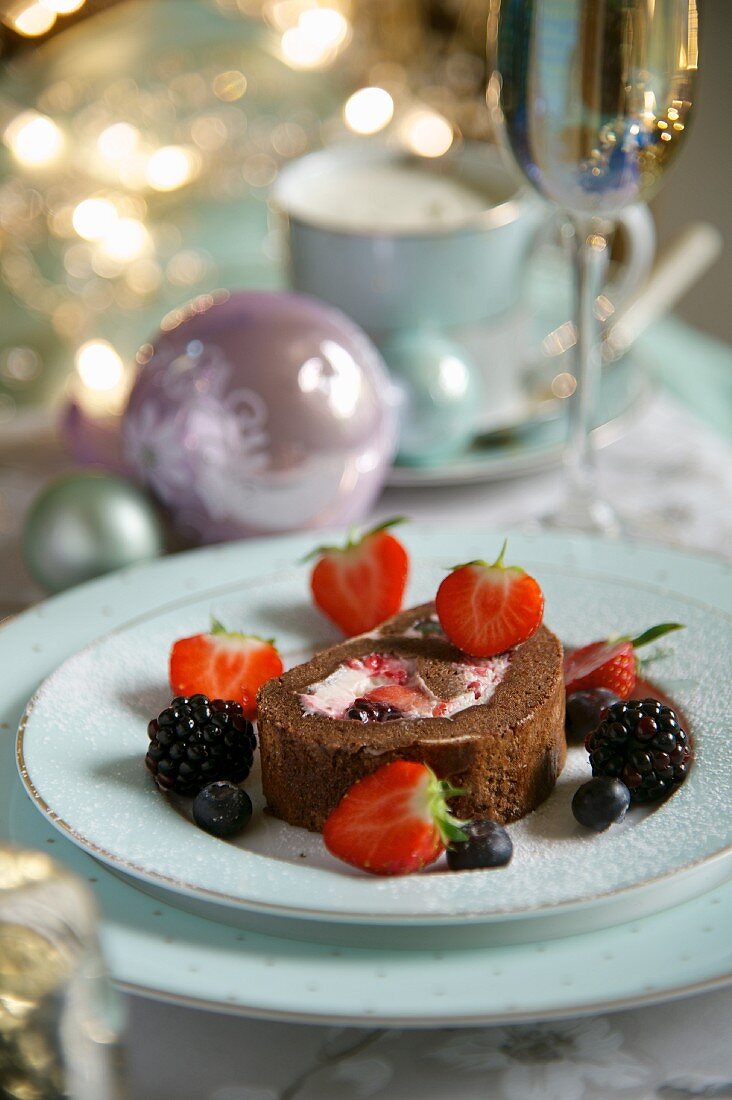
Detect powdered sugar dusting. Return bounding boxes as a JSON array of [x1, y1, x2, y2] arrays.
[[18, 560, 732, 920]]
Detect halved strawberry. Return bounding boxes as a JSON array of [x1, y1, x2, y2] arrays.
[[365, 684, 427, 713], [169, 619, 284, 721], [307, 518, 409, 637], [564, 622, 684, 699], [435, 540, 544, 657], [323, 760, 466, 876]]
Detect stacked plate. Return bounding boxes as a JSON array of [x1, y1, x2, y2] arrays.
[[5, 528, 732, 1024]]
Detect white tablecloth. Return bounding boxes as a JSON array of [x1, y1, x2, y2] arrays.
[[2, 391, 732, 1099]]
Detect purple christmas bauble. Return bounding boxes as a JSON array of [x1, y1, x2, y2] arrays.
[[121, 291, 398, 542]]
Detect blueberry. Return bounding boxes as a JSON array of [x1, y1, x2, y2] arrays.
[[565, 689, 620, 741], [446, 820, 513, 871], [192, 781, 253, 838], [572, 777, 631, 832]]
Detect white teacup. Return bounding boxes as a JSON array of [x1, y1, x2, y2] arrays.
[[271, 142, 655, 463]]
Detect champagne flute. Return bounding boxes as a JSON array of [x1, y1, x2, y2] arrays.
[[487, 0, 699, 533], [0, 845, 127, 1099]]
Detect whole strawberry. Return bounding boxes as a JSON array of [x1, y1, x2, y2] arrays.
[[307, 518, 409, 637], [323, 760, 466, 876], [564, 622, 684, 699], [169, 619, 284, 721], [435, 540, 544, 658]]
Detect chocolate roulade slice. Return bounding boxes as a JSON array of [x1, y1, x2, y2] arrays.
[[257, 603, 566, 833]]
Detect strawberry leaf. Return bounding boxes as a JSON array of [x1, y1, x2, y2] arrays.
[[439, 780, 468, 801], [631, 622, 685, 649], [448, 559, 491, 571], [300, 542, 342, 564], [492, 538, 509, 569], [447, 539, 525, 574], [300, 517, 408, 563], [441, 819, 470, 845], [363, 515, 408, 538], [428, 775, 469, 845], [209, 617, 275, 646]]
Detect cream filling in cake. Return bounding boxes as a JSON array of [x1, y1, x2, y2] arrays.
[[300, 652, 510, 720]]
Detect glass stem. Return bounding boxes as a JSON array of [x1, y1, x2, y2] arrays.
[[561, 215, 619, 532]]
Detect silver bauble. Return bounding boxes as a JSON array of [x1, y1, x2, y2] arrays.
[[22, 472, 164, 594]]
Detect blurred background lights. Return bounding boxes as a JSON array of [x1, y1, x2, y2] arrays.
[[212, 70, 247, 102], [7, 2, 56, 36], [100, 217, 149, 262], [72, 198, 118, 241], [0, 0, 519, 422], [551, 371, 578, 399], [145, 145, 197, 191], [298, 7, 348, 47], [343, 87, 394, 135], [42, 0, 87, 12], [96, 122, 140, 162], [280, 6, 350, 70], [402, 108, 454, 158], [3, 111, 63, 166], [74, 338, 130, 415], [279, 26, 328, 69], [265, 0, 312, 32], [75, 339, 123, 392]]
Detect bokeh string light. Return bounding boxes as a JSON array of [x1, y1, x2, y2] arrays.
[[343, 86, 394, 135], [3, 109, 63, 165], [2, 0, 89, 38], [0, 0, 499, 421], [7, 2, 57, 37]]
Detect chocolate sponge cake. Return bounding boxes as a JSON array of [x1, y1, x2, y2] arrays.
[[257, 603, 566, 832]]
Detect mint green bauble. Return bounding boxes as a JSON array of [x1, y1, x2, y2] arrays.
[[22, 472, 164, 594], [381, 329, 484, 467]]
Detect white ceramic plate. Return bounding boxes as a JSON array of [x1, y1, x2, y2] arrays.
[[15, 527, 732, 946], [4, 529, 732, 1022]]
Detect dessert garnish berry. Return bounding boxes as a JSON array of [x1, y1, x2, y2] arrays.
[[366, 684, 427, 714], [446, 819, 513, 871], [571, 777, 631, 831], [323, 760, 467, 876], [169, 619, 283, 721], [565, 689, 620, 741], [585, 698, 691, 803], [346, 697, 402, 723], [145, 695, 257, 796], [435, 539, 544, 658], [192, 781, 253, 838], [305, 517, 409, 637], [564, 623, 684, 700]]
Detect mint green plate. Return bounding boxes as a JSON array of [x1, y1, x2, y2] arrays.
[[4, 529, 732, 1023]]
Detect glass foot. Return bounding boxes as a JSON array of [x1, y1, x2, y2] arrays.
[[541, 487, 623, 538]]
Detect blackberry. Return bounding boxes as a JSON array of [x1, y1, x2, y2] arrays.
[[585, 698, 691, 804], [145, 694, 256, 795], [346, 697, 402, 723]]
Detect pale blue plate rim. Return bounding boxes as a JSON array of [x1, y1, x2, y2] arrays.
[[13, 527, 732, 926], [2, 526, 732, 1024]]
